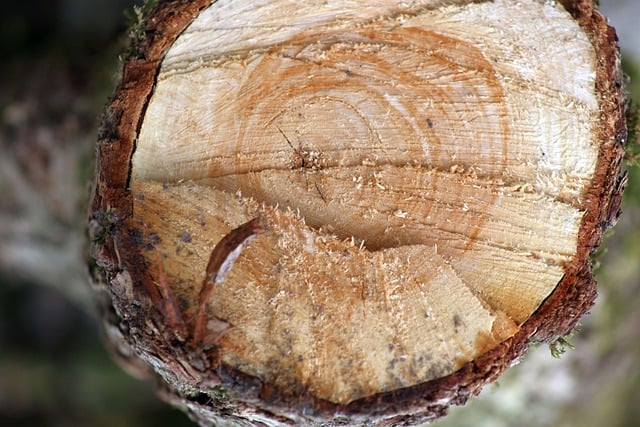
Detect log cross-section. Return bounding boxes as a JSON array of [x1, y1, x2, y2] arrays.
[[89, 0, 626, 425]]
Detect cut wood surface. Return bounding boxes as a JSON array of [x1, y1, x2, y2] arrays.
[[89, 0, 626, 425]]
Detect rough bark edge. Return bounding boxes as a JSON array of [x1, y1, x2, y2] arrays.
[[87, 0, 627, 425]]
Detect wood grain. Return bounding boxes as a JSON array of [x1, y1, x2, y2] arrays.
[[89, 0, 626, 424], [130, 0, 600, 405]]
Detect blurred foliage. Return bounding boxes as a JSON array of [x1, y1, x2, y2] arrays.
[[0, 275, 192, 427], [0, 1, 194, 426]]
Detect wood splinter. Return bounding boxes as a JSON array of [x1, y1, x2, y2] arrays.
[[151, 251, 189, 341], [191, 217, 265, 345]]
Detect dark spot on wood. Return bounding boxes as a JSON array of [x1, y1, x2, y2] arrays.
[[177, 294, 189, 310], [180, 231, 192, 242], [389, 358, 397, 369], [129, 228, 143, 247], [144, 232, 162, 250], [315, 181, 327, 202], [453, 314, 463, 331], [426, 118, 433, 128]]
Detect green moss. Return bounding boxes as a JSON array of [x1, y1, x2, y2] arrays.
[[208, 385, 230, 400], [123, 0, 161, 59], [549, 336, 576, 359]]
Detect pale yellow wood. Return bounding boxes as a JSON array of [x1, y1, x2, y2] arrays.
[[129, 0, 602, 405], [133, 180, 518, 404], [206, 166, 581, 323], [133, 0, 598, 203]]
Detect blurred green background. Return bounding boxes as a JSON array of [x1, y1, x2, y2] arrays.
[[0, 1, 638, 426]]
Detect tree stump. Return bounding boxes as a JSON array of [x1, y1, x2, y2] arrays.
[[88, 0, 627, 425]]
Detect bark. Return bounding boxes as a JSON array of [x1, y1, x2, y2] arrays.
[[88, 0, 627, 425]]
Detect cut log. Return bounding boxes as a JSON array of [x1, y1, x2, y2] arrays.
[[88, 0, 627, 425]]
